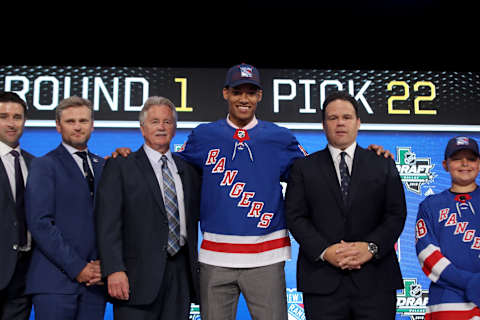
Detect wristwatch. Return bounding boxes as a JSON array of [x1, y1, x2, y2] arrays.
[[367, 242, 379, 258]]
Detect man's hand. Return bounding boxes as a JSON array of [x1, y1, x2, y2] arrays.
[[336, 241, 373, 270], [367, 144, 394, 160], [323, 242, 355, 268], [104, 147, 132, 160], [107, 271, 130, 300], [324, 241, 374, 270], [76, 260, 102, 285]]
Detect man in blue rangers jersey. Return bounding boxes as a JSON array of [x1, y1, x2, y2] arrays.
[[416, 136, 480, 320], [178, 64, 307, 320]]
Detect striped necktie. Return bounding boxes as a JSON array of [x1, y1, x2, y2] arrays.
[[161, 155, 180, 256]]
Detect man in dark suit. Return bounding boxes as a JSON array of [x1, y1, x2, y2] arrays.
[[0, 92, 34, 320], [25, 96, 106, 319], [95, 96, 201, 319], [285, 91, 407, 320]]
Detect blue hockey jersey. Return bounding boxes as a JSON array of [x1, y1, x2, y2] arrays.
[[178, 119, 306, 268], [416, 188, 480, 319]]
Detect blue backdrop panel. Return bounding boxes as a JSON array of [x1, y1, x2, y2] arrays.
[[23, 127, 479, 320]]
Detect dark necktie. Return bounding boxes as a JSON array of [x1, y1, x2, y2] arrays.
[[161, 155, 180, 256], [10, 150, 27, 247], [75, 151, 95, 196], [339, 151, 351, 204]]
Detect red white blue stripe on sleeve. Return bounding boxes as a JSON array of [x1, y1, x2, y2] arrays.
[[418, 244, 451, 282], [425, 302, 480, 320]]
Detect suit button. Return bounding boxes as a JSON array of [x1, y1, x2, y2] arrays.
[[12, 244, 18, 250], [164, 245, 168, 251], [13, 222, 17, 227]]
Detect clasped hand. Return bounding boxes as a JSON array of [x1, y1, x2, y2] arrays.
[[324, 241, 373, 270], [76, 260, 103, 286]]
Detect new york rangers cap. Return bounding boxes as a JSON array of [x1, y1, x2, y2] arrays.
[[445, 136, 480, 159], [224, 63, 262, 89]]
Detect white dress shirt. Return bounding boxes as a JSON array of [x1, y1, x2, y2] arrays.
[[0, 140, 31, 251], [62, 142, 95, 177], [319, 142, 357, 261], [328, 142, 356, 186], [143, 144, 187, 245]]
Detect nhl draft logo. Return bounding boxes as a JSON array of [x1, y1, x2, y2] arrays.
[[395, 147, 436, 195], [396, 279, 429, 320], [287, 288, 305, 320], [189, 304, 201, 320]]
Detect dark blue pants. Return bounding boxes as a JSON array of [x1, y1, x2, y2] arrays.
[[32, 285, 106, 320]]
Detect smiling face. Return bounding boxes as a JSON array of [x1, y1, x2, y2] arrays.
[[443, 149, 480, 190], [323, 98, 361, 150], [56, 105, 93, 150], [0, 102, 26, 148], [140, 104, 176, 153], [223, 83, 262, 128]]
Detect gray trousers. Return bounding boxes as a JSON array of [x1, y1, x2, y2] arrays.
[[199, 261, 288, 320]]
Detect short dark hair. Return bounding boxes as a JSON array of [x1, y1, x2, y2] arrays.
[[322, 91, 359, 121], [0, 91, 27, 114]]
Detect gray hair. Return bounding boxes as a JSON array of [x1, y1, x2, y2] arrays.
[[56, 96, 94, 121], [139, 96, 177, 126]]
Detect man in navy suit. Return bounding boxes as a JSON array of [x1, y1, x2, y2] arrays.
[[25, 96, 107, 320], [0, 92, 34, 320]]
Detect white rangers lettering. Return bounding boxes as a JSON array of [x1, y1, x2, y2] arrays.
[[439, 208, 449, 222], [257, 213, 274, 228], [220, 170, 238, 186], [212, 157, 226, 173], [463, 230, 475, 242], [454, 222, 469, 235], [444, 213, 457, 227], [238, 192, 255, 207], [206, 149, 220, 165], [229, 182, 245, 198], [471, 237, 480, 250], [247, 201, 264, 218]]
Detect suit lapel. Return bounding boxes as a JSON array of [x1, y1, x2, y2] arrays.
[[134, 147, 167, 215], [88, 152, 103, 192], [0, 158, 14, 202], [55, 144, 87, 183], [317, 148, 346, 214]]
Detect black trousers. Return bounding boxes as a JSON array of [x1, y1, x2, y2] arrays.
[[303, 275, 397, 320], [114, 246, 192, 320], [0, 251, 32, 320]]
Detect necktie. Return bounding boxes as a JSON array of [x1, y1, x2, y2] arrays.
[[75, 151, 95, 196], [161, 155, 180, 256], [339, 151, 351, 204], [10, 150, 27, 247]]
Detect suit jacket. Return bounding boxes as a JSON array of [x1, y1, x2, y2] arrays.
[[95, 147, 201, 306], [285, 145, 406, 295], [25, 144, 105, 295], [0, 149, 34, 290]]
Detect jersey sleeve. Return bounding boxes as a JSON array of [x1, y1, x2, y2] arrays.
[[415, 198, 480, 304], [280, 132, 307, 182], [176, 128, 203, 168]]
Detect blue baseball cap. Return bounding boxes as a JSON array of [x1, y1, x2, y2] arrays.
[[445, 136, 480, 160], [224, 63, 262, 89]]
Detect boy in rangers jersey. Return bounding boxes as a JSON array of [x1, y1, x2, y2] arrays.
[[416, 136, 480, 320]]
